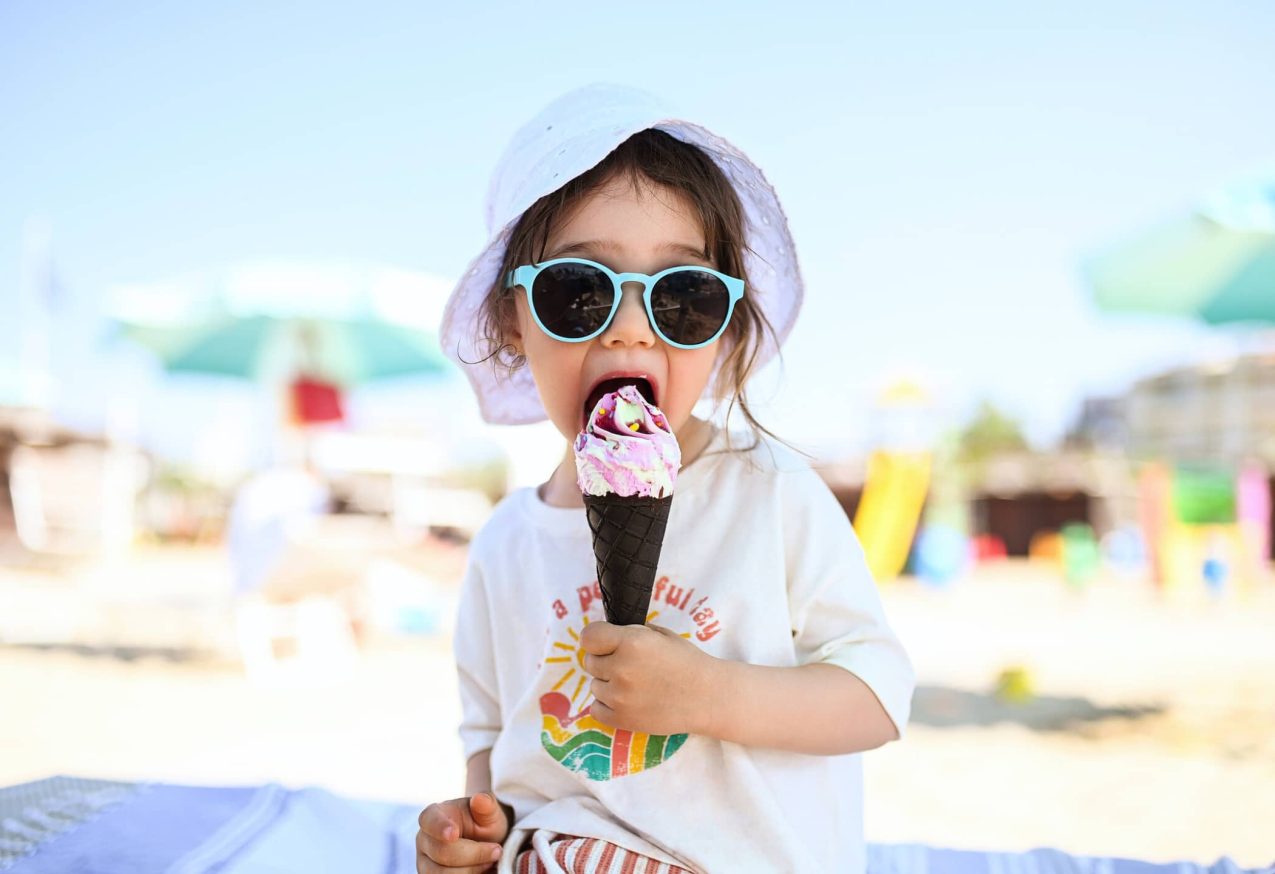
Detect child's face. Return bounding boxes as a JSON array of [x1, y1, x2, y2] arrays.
[[511, 175, 720, 443]]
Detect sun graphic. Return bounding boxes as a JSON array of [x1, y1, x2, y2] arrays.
[[539, 610, 693, 782]]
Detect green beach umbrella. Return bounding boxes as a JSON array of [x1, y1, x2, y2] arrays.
[[1087, 173, 1275, 325], [120, 315, 448, 383], [111, 262, 451, 384]]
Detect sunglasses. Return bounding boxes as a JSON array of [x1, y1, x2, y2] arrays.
[[504, 258, 745, 349]]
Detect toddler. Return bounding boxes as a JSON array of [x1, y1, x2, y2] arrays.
[[417, 84, 914, 874]]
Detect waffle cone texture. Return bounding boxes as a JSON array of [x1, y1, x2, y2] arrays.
[[582, 493, 672, 626]]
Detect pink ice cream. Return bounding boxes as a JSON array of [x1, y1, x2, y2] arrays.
[[574, 385, 681, 498]]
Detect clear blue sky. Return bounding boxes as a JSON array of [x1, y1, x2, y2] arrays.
[[3, 1, 1274, 462]]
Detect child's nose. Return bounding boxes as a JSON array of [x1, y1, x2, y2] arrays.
[[601, 282, 655, 349]]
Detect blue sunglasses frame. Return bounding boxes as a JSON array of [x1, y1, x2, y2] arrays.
[[504, 257, 745, 350]]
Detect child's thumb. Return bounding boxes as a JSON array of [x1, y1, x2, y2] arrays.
[[468, 792, 507, 834]]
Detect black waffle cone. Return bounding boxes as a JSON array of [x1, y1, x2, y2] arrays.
[[582, 492, 673, 626]]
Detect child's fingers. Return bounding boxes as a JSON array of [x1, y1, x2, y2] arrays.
[[467, 792, 508, 835], [578, 620, 622, 655], [415, 829, 502, 871], [588, 696, 618, 728], [418, 801, 465, 842], [421, 863, 499, 874], [588, 676, 612, 703], [581, 651, 611, 680]]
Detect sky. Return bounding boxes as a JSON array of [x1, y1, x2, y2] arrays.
[[3, 1, 1274, 469]]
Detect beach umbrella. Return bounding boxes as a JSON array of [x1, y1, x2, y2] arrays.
[[120, 315, 448, 384], [110, 262, 452, 384], [1086, 172, 1275, 325]]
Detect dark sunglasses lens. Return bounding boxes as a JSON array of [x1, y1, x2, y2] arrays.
[[650, 271, 731, 345], [531, 263, 615, 339]]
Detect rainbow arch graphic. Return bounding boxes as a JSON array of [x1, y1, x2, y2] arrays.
[[540, 691, 688, 781]]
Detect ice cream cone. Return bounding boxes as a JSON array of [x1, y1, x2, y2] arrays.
[[583, 492, 672, 626], [574, 384, 681, 625]]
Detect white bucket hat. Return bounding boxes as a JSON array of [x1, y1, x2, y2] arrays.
[[439, 83, 804, 425]]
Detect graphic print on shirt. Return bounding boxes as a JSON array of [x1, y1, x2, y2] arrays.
[[539, 575, 722, 782]]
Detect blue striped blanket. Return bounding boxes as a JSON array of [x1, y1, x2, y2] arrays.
[[1, 777, 1266, 874]]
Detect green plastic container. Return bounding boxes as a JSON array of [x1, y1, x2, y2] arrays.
[[1061, 522, 1100, 587], [1172, 467, 1236, 525]]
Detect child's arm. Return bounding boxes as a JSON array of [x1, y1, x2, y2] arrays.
[[580, 622, 901, 756], [464, 749, 493, 795], [701, 659, 898, 754]]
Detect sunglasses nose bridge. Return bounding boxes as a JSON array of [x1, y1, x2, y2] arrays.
[[600, 276, 656, 346], [611, 275, 653, 309], [613, 273, 650, 296]]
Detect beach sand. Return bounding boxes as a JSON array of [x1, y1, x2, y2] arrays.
[[1, 548, 1272, 867]]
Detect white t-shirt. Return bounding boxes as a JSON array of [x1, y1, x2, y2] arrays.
[[452, 429, 915, 874]]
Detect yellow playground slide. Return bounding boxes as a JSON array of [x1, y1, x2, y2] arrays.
[[853, 450, 932, 583]]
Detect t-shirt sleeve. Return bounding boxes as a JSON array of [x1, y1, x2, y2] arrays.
[[780, 466, 916, 739], [452, 555, 502, 760]]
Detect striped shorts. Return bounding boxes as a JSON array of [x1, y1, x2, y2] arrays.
[[513, 832, 693, 874]]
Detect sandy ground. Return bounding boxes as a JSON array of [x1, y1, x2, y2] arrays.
[[1, 545, 1273, 869]]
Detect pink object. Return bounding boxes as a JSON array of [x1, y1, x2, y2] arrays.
[[574, 386, 680, 498], [1238, 464, 1271, 566], [972, 534, 1007, 561], [1138, 463, 1172, 587]]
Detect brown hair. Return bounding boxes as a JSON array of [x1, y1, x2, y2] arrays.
[[477, 128, 785, 450]]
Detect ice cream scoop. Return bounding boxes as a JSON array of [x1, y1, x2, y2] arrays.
[[574, 385, 681, 499]]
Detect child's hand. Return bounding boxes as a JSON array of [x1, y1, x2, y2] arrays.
[[416, 792, 509, 874], [580, 621, 717, 736]]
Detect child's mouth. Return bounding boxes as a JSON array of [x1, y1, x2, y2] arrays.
[[582, 377, 656, 429]]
